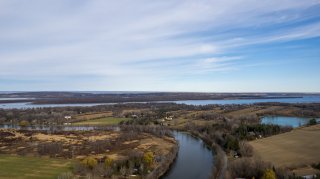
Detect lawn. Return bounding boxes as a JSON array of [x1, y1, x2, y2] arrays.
[[0, 155, 72, 179], [72, 117, 131, 125]]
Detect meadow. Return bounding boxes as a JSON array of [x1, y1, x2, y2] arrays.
[[250, 124, 320, 173], [0, 155, 72, 179]]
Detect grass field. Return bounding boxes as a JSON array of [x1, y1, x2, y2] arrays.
[[250, 124, 320, 168], [0, 155, 72, 179], [74, 112, 112, 120], [72, 117, 130, 125]]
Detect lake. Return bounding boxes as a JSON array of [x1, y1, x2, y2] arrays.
[[1, 96, 320, 109], [173, 96, 320, 105], [163, 131, 213, 179], [0, 102, 114, 109], [260, 116, 318, 128]]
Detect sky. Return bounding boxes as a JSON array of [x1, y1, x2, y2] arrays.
[[0, 0, 320, 92]]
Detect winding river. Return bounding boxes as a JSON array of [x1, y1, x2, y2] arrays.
[[163, 131, 214, 179]]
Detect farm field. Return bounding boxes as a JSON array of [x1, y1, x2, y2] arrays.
[[72, 117, 130, 125], [250, 124, 320, 169], [0, 155, 72, 179]]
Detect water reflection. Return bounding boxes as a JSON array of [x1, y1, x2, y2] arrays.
[[260, 116, 319, 128], [163, 131, 213, 179]]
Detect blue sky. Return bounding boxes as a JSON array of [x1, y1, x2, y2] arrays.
[[0, 0, 320, 92]]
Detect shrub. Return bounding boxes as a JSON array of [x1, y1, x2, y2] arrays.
[[239, 141, 253, 157], [228, 157, 271, 178], [143, 152, 154, 167], [105, 157, 113, 168], [312, 162, 320, 170], [19, 120, 30, 127], [262, 169, 276, 179], [309, 118, 317, 126], [82, 157, 98, 169], [37, 142, 63, 157]]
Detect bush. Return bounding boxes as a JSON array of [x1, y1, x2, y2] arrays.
[[143, 152, 154, 167], [262, 169, 276, 179], [37, 142, 63, 157], [228, 157, 271, 178], [312, 162, 320, 170], [309, 118, 317, 126], [19, 120, 30, 127], [82, 157, 98, 169], [239, 141, 253, 157], [105, 157, 113, 168]]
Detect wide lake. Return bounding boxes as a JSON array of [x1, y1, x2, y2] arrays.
[[1, 96, 320, 109], [173, 96, 320, 105]]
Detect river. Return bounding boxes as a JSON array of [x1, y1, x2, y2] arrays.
[[163, 131, 213, 179]]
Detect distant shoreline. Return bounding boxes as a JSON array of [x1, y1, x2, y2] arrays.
[[0, 92, 307, 104]]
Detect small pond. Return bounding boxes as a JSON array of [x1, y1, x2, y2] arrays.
[[260, 116, 319, 128]]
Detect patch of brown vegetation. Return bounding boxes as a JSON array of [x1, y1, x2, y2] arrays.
[[250, 124, 320, 173], [74, 112, 113, 121]]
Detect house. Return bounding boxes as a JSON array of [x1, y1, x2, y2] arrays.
[[165, 115, 174, 121], [302, 175, 316, 179], [64, 116, 72, 120]]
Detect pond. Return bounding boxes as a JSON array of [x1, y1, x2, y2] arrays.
[[163, 131, 213, 179], [260, 116, 318, 128]]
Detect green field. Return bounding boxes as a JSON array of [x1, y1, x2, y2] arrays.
[[0, 155, 72, 179], [72, 117, 131, 125]]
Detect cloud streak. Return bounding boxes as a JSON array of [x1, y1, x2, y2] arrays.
[[0, 0, 320, 91]]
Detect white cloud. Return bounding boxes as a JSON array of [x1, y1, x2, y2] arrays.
[[0, 0, 320, 91]]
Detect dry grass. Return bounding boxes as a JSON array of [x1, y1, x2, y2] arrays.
[[0, 154, 72, 179], [74, 112, 112, 120], [72, 117, 130, 125], [250, 124, 320, 168], [292, 166, 320, 176]]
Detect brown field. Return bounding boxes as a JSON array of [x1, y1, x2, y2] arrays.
[[250, 124, 320, 169], [0, 128, 177, 178], [0, 128, 176, 164]]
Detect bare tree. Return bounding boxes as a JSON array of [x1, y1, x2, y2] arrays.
[[239, 141, 253, 157]]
